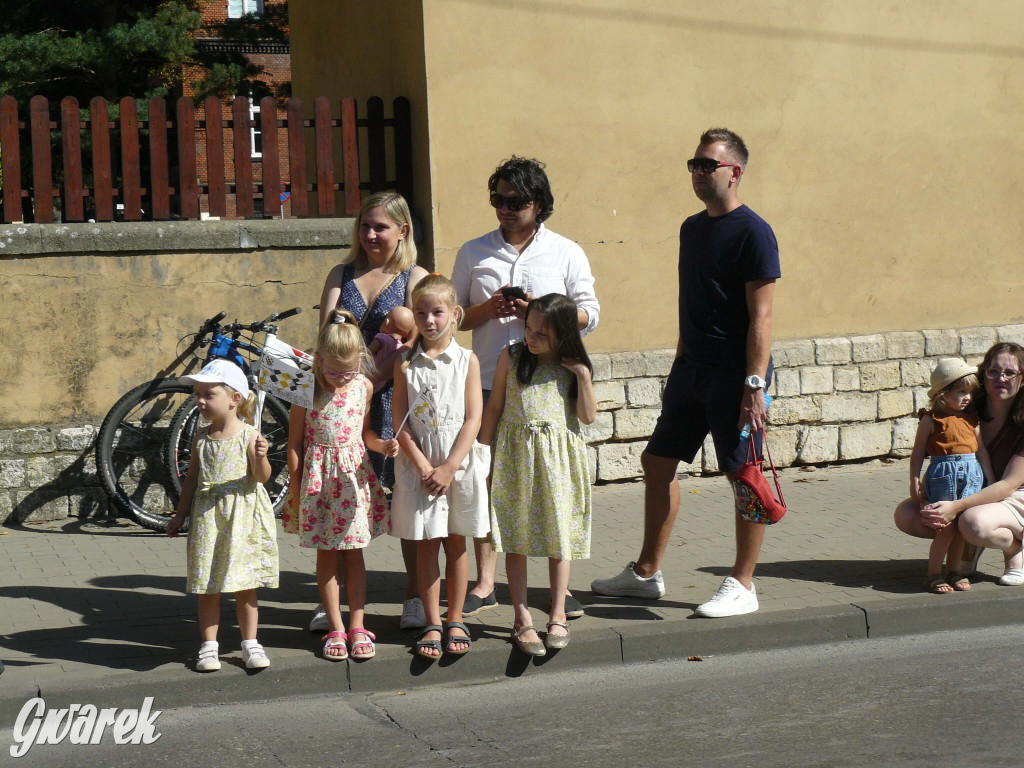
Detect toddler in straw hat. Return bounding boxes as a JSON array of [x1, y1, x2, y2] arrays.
[[910, 358, 994, 594]]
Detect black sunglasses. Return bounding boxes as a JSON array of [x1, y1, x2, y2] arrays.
[[686, 157, 742, 175], [490, 193, 534, 211]]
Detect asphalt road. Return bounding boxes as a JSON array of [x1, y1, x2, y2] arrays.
[[4, 625, 1021, 767]]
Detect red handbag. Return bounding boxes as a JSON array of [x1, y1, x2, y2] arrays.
[[730, 430, 787, 525]]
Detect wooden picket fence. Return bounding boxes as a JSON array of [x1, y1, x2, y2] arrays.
[[0, 94, 413, 223]]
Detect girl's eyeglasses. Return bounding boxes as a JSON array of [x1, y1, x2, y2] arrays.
[[324, 369, 359, 383]]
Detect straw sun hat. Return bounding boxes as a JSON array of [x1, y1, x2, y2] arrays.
[[927, 357, 978, 400]]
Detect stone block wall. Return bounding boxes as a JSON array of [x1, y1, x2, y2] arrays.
[[3, 323, 1023, 524], [584, 323, 1024, 484], [0, 426, 107, 524]]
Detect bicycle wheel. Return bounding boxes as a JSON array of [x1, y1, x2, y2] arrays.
[[165, 393, 292, 517], [95, 379, 195, 532]]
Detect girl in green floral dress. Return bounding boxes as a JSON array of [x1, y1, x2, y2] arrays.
[[481, 294, 597, 656], [168, 359, 279, 673]]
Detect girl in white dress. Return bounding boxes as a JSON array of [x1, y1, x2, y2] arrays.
[[391, 274, 490, 659]]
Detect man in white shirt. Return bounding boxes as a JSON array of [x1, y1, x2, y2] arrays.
[[451, 155, 600, 617]]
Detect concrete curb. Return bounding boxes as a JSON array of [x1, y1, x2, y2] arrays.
[[2, 589, 1019, 725]]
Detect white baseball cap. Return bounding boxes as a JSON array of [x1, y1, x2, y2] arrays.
[[179, 359, 250, 398]]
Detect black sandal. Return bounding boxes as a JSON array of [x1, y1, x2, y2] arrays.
[[443, 621, 473, 655], [415, 625, 443, 659]]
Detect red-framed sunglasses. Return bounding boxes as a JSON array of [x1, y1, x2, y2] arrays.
[[686, 158, 743, 175]]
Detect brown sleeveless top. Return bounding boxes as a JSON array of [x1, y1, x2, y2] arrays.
[[919, 408, 979, 456]]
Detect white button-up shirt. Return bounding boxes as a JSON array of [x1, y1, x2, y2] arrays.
[[451, 224, 600, 389]]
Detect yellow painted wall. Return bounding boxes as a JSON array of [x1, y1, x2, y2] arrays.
[[289, 0, 434, 257], [292, 1, 1024, 353], [0, 248, 336, 426]]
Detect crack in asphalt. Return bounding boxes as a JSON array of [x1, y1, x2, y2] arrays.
[[357, 695, 509, 764]]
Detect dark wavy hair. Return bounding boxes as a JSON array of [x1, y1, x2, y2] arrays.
[[488, 156, 555, 224], [975, 342, 1024, 425], [513, 293, 591, 399]]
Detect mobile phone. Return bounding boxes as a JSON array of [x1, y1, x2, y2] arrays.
[[501, 286, 527, 301]]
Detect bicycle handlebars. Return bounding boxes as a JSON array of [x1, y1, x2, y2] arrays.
[[197, 307, 304, 337]]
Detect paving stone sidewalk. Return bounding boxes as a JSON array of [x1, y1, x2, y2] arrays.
[[1, 458, 1019, 718]]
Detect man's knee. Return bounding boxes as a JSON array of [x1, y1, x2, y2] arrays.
[[641, 451, 679, 484]]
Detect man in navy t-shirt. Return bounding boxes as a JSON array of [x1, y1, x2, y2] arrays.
[[593, 128, 781, 617]]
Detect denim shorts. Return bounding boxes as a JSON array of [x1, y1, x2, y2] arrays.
[[924, 454, 983, 503]]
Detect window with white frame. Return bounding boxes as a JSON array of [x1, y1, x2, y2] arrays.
[[228, 0, 263, 18], [249, 100, 262, 160]]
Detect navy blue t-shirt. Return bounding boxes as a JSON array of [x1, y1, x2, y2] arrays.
[[677, 205, 780, 373]]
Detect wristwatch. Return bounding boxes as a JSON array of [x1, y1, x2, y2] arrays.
[[744, 374, 766, 390]]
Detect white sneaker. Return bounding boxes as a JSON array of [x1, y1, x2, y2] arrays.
[[309, 604, 328, 632], [591, 561, 665, 599], [309, 604, 345, 632], [399, 597, 427, 629], [241, 642, 271, 669], [694, 576, 759, 618], [998, 568, 1024, 586], [196, 643, 221, 672]]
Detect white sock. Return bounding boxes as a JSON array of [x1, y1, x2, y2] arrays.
[[200, 640, 218, 652], [241, 638, 260, 650]]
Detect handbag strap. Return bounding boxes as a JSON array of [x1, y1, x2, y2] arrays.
[[761, 431, 786, 508], [748, 429, 786, 508]]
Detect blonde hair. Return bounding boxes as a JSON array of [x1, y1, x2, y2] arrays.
[[929, 373, 980, 413], [238, 391, 258, 423], [342, 191, 417, 273], [404, 274, 462, 365], [313, 309, 373, 406]]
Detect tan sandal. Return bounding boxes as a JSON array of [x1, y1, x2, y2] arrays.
[[925, 574, 953, 594], [947, 572, 971, 591]]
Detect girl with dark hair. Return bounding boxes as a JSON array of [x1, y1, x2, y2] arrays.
[[480, 293, 597, 656]]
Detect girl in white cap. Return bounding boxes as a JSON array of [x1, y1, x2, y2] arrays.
[[911, 357, 994, 593], [167, 358, 280, 672]]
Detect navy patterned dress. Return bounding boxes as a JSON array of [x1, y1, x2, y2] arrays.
[[336, 263, 414, 490]]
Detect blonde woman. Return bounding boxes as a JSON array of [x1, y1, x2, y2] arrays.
[[318, 191, 429, 630]]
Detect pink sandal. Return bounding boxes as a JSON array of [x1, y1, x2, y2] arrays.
[[322, 630, 348, 661], [348, 628, 376, 660]]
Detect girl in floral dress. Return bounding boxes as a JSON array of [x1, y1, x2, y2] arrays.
[[481, 294, 597, 656], [286, 309, 397, 661], [168, 359, 279, 673]]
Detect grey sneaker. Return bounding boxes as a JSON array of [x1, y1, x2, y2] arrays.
[[591, 561, 665, 599], [694, 577, 758, 618], [399, 597, 427, 629]]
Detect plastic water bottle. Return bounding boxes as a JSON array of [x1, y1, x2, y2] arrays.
[[740, 393, 772, 441]]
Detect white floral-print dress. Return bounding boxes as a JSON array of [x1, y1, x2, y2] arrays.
[[489, 359, 591, 560], [293, 376, 389, 550], [186, 423, 279, 594]]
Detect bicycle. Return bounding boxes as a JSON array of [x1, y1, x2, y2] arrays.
[[95, 307, 311, 532]]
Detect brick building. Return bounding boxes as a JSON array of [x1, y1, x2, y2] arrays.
[[185, 0, 292, 218]]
